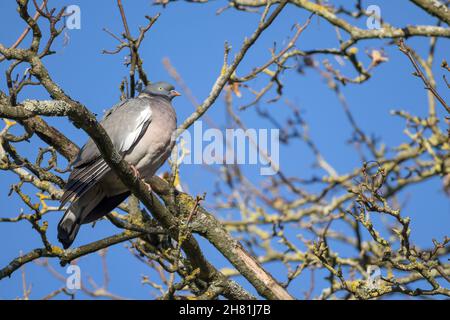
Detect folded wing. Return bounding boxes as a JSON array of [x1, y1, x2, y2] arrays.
[[60, 97, 153, 208]]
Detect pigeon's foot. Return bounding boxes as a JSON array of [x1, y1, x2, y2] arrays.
[[131, 164, 141, 179], [130, 165, 152, 194], [144, 181, 152, 194]]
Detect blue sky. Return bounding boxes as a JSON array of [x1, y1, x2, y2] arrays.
[[0, 0, 449, 299]]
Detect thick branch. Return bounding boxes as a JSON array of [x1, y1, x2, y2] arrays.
[[410, 0, 450, 25], [150, 176, 294, 300]]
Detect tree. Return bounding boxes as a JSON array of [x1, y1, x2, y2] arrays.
[[0, 0, 448, 299]]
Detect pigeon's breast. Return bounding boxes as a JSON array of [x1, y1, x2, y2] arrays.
[[125, 101, 177, 178]]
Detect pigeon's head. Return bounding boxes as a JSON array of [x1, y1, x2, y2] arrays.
[[142, 81, 181, 101]]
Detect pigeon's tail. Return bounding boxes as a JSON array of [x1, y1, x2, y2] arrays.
[[58, 209, 81, 249], [58, 187, 131, 249], [57, 184, 105, 249]]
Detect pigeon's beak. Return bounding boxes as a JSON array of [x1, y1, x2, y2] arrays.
[[170, 90, 181, 98]]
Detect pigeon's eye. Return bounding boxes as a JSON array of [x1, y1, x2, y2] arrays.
[[159, 87, 163, 91]]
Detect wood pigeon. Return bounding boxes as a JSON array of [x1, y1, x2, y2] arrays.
[[58, 82, 180, 249]]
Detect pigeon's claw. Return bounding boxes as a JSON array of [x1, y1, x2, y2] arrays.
[[144, 182, 152, 194], [130, 165, 152, 194], [131, 164, 141, 179]]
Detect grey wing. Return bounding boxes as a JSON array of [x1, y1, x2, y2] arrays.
[[60, 97, 153, 207], [70, 99, 129, 168]]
